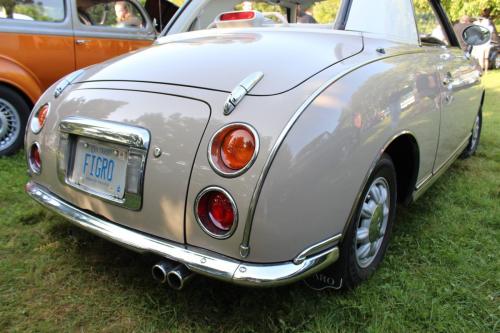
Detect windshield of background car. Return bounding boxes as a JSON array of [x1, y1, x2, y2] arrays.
[[188, 0, 342, 31], [0, 0, 65, 22]]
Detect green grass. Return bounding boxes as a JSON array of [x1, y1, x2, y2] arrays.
[[1, 72, 499, 333]]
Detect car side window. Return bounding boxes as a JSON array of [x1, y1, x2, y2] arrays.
[[414, 0, 449, 46], [77, 0, 145, 28], [0, 0, 65, 22]]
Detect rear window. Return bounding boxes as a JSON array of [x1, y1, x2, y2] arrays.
[[188, 0, 341, 31], [0, 0, 65, 22]]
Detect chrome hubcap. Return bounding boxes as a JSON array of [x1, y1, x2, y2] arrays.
[[470, 114, 480, 149], [0, 98, 21, 151], [355, 177, 390, 268]]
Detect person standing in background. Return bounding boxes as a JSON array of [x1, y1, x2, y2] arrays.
[[297, 4, 316, 24]]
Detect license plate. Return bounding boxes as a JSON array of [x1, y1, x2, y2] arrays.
[[71, 138, 128, 199]]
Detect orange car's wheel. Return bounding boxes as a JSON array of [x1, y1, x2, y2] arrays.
[[0, 86, 29, 156]]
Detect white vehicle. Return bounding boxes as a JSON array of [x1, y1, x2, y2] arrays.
[[26, 0, 490, 290]]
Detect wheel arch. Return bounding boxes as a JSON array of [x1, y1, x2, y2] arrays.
[[0, 56, 42, 106], [0, 81, 35, 111], [383, 133, 420, 206], [339, 131, 420, 239]]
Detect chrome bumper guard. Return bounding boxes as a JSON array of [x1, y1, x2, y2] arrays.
[[26, 182, 339, 287]]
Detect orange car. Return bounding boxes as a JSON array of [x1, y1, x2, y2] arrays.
[[0, 0, 181, 155]]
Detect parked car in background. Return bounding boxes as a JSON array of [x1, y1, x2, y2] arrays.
[[25, 0, 489, 290], [488, 41, 500, 69], [0, 0, 182, 155]]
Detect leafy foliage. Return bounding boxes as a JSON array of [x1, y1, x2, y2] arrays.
[[312, 0, 341, 24], [0, 0, 63, 21], [416, 0, 500, 21]]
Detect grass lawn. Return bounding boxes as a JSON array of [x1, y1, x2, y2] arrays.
[[1, 72, 499, 333]]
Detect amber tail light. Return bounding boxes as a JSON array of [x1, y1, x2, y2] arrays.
[[209, 123, 259, 177], [195, 187, 238, 239], [30, 103, 50, 134]]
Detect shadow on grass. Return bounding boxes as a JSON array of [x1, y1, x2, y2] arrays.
[[44, 219, 339, 331], [37, 159, 473, 331]]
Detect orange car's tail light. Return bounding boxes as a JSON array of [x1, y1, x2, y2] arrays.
[[29, 142, 42, 174], [220, 11, 255, 21], [30, 103, 50, 134], [209, 123, 259, 177], [195, 187, 237, 239]]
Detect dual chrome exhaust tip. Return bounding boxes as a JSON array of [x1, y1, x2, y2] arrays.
[[152, 260, 194, 290]]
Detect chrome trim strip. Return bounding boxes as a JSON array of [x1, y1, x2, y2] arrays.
[[54, 69, 85, 98], [207, 123, 260, 178], [240, 50, 425, 258], [415, 173, 433, 190], [193, 186, 239, 240], [431, 135, 470, 179], [223, 72, 264, 115], [59, 116, 150, 150], [233, 247, 339, 286], [26, 181, 340, 287], [413, 135, 470, 201], [293, 234, 342, 265]]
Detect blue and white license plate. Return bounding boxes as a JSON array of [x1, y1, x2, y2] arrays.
[[71, 138, 128, 199]]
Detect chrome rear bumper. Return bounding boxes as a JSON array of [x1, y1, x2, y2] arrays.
[[26, 181, 339, 287]]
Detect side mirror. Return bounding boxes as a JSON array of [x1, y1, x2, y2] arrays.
[[463, 25, 491, 46]]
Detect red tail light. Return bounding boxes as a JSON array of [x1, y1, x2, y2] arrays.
[[209, 123, 259, 177], [195, 187, 237, 239], [29, 142, 42, 174], [220, 11, 255, 21]]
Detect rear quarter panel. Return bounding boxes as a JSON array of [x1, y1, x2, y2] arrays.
[[247, 43, 444, 262]]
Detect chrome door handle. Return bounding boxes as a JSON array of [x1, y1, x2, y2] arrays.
[[442, 72, 453, 86], [440, 53, 451, 61], [75, 39, 89, 45]]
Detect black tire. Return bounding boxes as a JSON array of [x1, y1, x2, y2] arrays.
[[488, 51, 499, 70], [0, 86, 30, 156], [337, 153, 397, 289], [460, 110, 482, 159]]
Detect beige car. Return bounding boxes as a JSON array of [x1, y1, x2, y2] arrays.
[[25, 0, 488, 290]]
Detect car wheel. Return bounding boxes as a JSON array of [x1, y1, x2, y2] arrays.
[[460, 111, 482, 159], [339, 153, 397, 289], [305, 154, 397, 290], [0, 86, 29, 156]]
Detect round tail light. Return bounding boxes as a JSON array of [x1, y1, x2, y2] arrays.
[[29, 142, 42, 174], [209, 123, 259, 177], [195, 187, 237, 239], [30, 103, 50, 134]]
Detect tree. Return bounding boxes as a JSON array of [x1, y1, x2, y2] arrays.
[[415, 0, 500, 21]]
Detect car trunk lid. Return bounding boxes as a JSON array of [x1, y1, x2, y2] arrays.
[[48, 88, 210, 243], [77, 28, 363, 96]]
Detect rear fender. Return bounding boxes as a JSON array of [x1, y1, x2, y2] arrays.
[[0, 55, 43, 104]]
